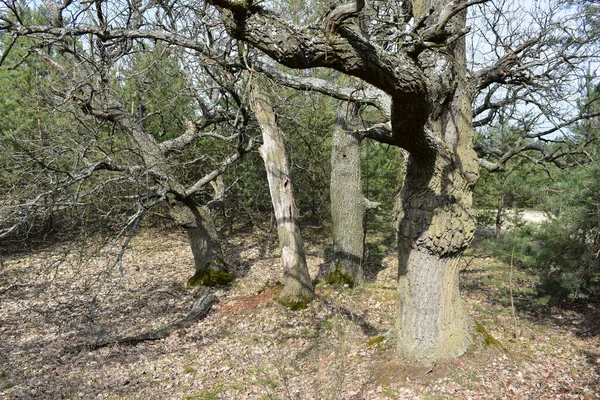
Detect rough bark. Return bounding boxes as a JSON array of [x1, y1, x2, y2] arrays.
[[328, 101, 365, 286], [210, 0, 430, 145], [250, 77, 314, 308], [323, 0, 366, 30], [170, 202, 232, 287], [211, 0, 479, 359], [394, 6, 479, 360]]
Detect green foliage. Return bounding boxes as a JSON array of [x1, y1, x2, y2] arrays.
[[362, 138, 405, 211], [183, 384, 223, 400], [473, 105, 600, 302], [279, 89, 336, 221], [534, 159, 600, 300], [116, 43, 195, 142], [482, 223, 597, 303], [525, 85, 600, 300], [483, 148, 600, 301], [474, 149, 552, 212]]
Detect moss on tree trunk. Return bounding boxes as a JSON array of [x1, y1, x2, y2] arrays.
[[171, 202, 233, 288]]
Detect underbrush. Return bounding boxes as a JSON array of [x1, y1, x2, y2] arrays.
[[474, 222, 600, 305]]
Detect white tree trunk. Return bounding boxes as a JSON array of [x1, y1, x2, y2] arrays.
[[250, 77, 314, 308]]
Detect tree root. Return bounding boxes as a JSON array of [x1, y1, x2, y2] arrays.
[[67, 287, 215, 353]]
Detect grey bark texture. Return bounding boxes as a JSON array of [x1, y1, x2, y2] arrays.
[[394, 6, 478, 361], [170, 202, 230, 286], [250, 77, 314, 308], [329, 101, 365, 286], [211, 0, 479, 359]]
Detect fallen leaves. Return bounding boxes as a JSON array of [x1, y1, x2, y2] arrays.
[[0, 227, 598, 399]]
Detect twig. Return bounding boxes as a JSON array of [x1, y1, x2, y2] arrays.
[[509, 247, 520, 339]]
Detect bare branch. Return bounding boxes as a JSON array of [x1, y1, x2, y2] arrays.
[[323, 0, 365, 30], [437, 0, 489, 33], [185, 137, 255, 196], [252, 60, 391, 116]]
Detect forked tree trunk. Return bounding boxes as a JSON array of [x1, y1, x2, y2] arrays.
[[329, 101, 365, 286], [250, 78, 314, 308], [394, 12, 479, 359]]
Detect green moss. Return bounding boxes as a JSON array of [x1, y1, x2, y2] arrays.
[[231, 0, 249, 8], [182, 365, 197, 375], [256, 280, 283, 294], [0, 371, 13, 390], [183, 384, 223, 400], [366, 335, 385, 347], [326, 265, 355, 287], [300, 328, 314, 336], [186, 269, 235, 288], [276, 297, 310, 311], [422, 395, 445, 400], [274, 292, 312, 311], [475, 322, 504, 348]]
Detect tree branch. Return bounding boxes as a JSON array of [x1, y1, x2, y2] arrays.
[[252, 60, 391, 116], [185, 138, 256, 196], [323, 0, 365, 30]]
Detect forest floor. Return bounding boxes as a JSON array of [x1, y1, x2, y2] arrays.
[[0, 224, 599, 399]]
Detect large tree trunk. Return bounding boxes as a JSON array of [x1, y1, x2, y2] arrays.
[[394, 9, 479, 360], [211, 0, 481, 360], [395, 134, 478, 360], [250, 78, 314, 309], [328, 101, 365, 286]]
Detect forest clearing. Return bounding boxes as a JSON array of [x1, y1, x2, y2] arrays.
[[1, 225, 598, 399]]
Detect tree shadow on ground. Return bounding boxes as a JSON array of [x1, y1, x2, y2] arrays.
[[0, 251, 248, 399], [294, 295, 385, 361], [539, 297, 600, 338]]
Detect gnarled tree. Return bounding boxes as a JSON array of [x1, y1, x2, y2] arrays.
[[0, 3, 254, 287], [208, 0, 598, 360], [3, 0, 596, 361]]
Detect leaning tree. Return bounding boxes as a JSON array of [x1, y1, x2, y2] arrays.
[[0, 2, 255, 287]]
